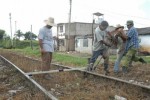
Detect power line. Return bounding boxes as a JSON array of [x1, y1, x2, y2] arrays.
[[103, 12, 150, 27], [103, 10, 150, 21]]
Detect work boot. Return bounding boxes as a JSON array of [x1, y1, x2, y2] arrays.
[[86, 63, 93, 71], [44, 74, 53, 80], [122, 66, 128, 74], [139, 58, 147, 64], [114, 71, 120, 75], [104, 63, 110, 75], [104, 69, 110, 75]]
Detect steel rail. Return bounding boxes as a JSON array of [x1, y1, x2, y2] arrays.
[[0, 55, 58, 100], [83, 71, 150, 90], [2, 53, 150, 92], [26, 67, 86, 75], [24, 56, 150, 90], [52, 63, 150, 90]]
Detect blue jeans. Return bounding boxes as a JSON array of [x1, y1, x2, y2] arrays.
[[90, 50, 103, 64], [90, 49, 109, 70], [114, 50, 124, 72], [114, 42, 126, 72]]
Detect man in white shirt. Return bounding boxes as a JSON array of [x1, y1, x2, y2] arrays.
[[38, 17, 56, 79]]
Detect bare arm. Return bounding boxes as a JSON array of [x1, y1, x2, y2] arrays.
[[38, 39, 45, 53], [100, 40, 111, 47], [115, 30, 127, 41], [120, 31, 127, 40]]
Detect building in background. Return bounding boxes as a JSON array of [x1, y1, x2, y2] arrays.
[[57, 22, 115, 54]]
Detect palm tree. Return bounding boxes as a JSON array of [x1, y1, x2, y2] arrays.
[[15, 30, 24, 40]]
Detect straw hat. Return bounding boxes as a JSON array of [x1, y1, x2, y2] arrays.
[[44, 17, 56, 26], [115, 24, 124, 30]]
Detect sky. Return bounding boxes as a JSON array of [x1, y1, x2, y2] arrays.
[[0, 0, 150, 37]]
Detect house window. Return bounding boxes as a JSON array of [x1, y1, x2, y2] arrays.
[[75, 39, 80, 47], [59, 26, 63, 33], [59, 39, 64, 46], [83, 39, 88, 47]]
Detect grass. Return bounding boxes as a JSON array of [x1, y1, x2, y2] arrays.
[[53, 53, 88, 67], [1, 47, 150, 67], [2, 47, 88, 67], [12, 47, 41, 57]]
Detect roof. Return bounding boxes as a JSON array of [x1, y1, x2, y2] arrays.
[[57, 22, 92, 25], [137, 27, 150, 35]]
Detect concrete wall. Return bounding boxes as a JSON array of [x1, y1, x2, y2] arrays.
[[75, 37, 93, 54]]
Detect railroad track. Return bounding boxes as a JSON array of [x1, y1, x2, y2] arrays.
[[0, 52, 150, 100], [0, 55, 57, 100]]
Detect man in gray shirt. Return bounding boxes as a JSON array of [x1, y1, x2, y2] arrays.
[[87, 20, 111, 75], [38, 17, 56, 79]]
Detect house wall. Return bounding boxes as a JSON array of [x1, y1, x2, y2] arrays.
[[64, 23, 95, 51], [57, 24, 65, 39], [58, 39, 66, 51], [65, 23, 76, 35], [75, 23, 92, 35], [75, 37, 93, 54], [65, 35, 75, 51]]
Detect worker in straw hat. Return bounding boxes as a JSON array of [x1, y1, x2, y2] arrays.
[[113, 24, 127, 74], [38, 17, 56, 79]]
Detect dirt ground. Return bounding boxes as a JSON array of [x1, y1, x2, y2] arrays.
[[0, 51, 150, 100], [63, 51, 150, 85], [32, 71, 150, 100], [0, 58, 49, 100]]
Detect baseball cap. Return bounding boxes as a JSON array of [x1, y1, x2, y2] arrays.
[[126, 20, 134, 25], [100, 20, 109, 29]]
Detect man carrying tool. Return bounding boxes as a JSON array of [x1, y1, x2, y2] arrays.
[[122, 20, 147, 74], [86, 20, 112, 75], [38, 17, 56, 79]]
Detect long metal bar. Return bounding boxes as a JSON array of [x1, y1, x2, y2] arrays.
[[26, 67, 86, 75], [0, 55, 58, 100]]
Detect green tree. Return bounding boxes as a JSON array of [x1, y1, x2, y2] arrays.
[[2, 35, 12, 49], [24, 31, 37, 40], [15, 30, 24, 40], [0, 29, 5, 40]]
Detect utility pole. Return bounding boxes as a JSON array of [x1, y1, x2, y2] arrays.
[[67, 0, 72, 52], [30, 25, 33, 50], [14, 21, 17, 48], [15, 21, 17, 33], [9, 13, 13, 47]]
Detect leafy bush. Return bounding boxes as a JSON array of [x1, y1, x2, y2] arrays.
[[15, 40, 39, 49], [2, 39, 12, 49], [1, 39, 39, 49]]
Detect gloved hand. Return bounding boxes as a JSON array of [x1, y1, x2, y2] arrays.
[[105, 43, 111, 47], [123, 52, 127, 56]]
